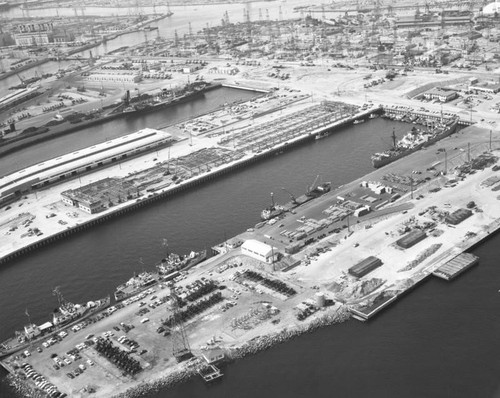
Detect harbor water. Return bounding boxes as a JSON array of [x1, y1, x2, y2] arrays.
[[1, 112, 499, 397], [0, 86, 259, 175]]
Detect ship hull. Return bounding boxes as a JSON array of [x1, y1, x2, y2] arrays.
[[124, 89, 207, 117], [180, 250, 208, 271], [0, 296, 110, 359], [261, 208, 284, 221], [157, 250, 208, 276], [114, 275, 160, 302], [306, 185, 331, 199], [372, 121, 459, 168]]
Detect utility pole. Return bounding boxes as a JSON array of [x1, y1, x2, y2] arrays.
[[444, 149, 447, 175], [490, 130, 492, 151]]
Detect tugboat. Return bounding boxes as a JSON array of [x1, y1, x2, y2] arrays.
[[260, 192, 285, 221]]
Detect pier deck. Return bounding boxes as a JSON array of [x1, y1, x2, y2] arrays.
[[198, 364, 223, 382]]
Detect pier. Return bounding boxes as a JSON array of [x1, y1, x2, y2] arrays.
[[0, 102, 375, 265], [222, 84, 268, 93], [198, 364, 223, 383], [382, 107, 475, 126]]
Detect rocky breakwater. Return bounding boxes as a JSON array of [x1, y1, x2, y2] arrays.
[[229, 305, 351, 360], [6, 373, 46, 398], [113, 306, 350, 398], [114, 364, 198, 398]]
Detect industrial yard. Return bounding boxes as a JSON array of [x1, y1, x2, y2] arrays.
[[1, 103, 500, 396], [3, 0, 500, 396]]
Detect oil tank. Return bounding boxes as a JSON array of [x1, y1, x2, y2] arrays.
[[315, 292, 326, 308]]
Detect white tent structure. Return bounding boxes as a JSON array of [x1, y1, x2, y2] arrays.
[[241, 239, 278, 263], [483, 1, 500, 14]]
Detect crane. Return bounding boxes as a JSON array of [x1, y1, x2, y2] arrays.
[[307, 174, 321, 195], [16, 73, 25, 85], [306, 175, 331, 197], [281, 187, 297, 204]]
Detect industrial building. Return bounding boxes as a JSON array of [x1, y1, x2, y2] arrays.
[[353, 205, 371, 217], [445, 208, 473, 225], [13, 22, 74, 46], [241, 239, 278, 264], [348, 256, 383, 278], [208, 66, 239, 75], [469, 82, 500, 94], [423, 88, 458, 103], [85, 72, 142, 84], [61, 178, 140, 214], [0, 128, 172, 207], [396, 229, 427, 249]]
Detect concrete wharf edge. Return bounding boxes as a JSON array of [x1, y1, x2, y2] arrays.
[[351, 218, 500, 321], [0, 108, 373, 265]]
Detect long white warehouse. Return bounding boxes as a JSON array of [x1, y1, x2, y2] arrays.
[[0, 128, 173, 206]]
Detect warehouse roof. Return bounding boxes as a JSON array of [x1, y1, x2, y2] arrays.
[[0, 128, 172, 198], [242, 239, 275, 258], [349, 256, 383, 277]]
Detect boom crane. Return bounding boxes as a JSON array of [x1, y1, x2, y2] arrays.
[[306, 175, 331, 198], [307, 175, 320, 195], [16, 73, 25, 85], [281, 187, 297, 204]]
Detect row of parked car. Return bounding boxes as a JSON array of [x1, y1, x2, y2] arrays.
[[21, 363, 66, 398]]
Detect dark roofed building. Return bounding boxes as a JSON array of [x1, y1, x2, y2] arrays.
[[396, 229, 427, 249], [348, 256, 383, 278], [445, 208, 473, 225]]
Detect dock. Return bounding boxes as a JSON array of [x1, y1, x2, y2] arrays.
[[432, 253, 479, 281], [198, 364, 223, 383]]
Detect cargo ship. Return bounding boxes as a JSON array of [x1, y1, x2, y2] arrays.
[[120, 82, 212, 116], [0, 290, 110, 359], [262, 179, 332, 220], [261, 192, 285, 221], [371, 119, 459, 168]]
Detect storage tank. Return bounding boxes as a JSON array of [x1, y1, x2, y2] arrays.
[[315, 292, 326, 308]]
